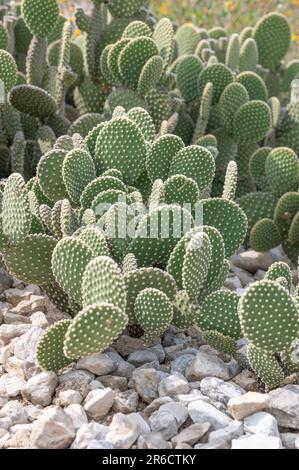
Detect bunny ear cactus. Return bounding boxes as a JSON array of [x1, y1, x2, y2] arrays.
[[22, 0, 59, 39]]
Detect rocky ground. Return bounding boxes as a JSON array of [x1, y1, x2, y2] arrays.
[[0, 248, 299, 450]]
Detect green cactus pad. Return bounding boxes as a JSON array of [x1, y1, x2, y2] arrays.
[[176, 55, 203, 103], [265, 147, 299, 197], [198, 64, 234, 104], [69, 114, 105, 140], [253, 13, 291, 70], [164, 175, 199, 207], [122, 253, 138, 274], [288, 212, 299, 246], [182, 231, 212, 299], [237, 192, 277, 236], [248, 343, 285, 391], [76, 227, 110, 258], [239, 38, 259, 72], [146, 134, 184, 183], [274, 192, 299, 234], [62, 149, 96, 205], [219, 82, 249, 133], [22, 0, 59, 38], [134, 288, 173, 340], [125, 267, 176, 323], [118, 37, 158, 88], [129, 205, 194, 267], [250, 218, 282, 252], [60, 199, 79, 237], [197, 291, 241, 339], [249, 147, 272, 191], [127, 108, 156, 142], [64, 303, 128, 359], [200, 198, 248, 258], [232, 100, 272, 144], [37, 149, 68, 203], [9, 85, 57, 118], [108, 38, 131, 83], [43, 282, 73, 315], [80, 176, 126, 212], [236, 71, 268, 102], [0, 50, 18, 92], [203, 330, 238, 356], [36, 320, 72, 371], [2, 174, 32, 245], [108, 0, 145, 17], [52, 236, 94, 304], [4, 234, 57, 285], [265, 262, 292, 291], [173, 290, 196, 328], [153, 17, 174, 68], [137, 55, 164, 97], [238, 280, 299, 352], [95, 117, 146, 184], [82, 256, 126, 310], [169, 145, 215, 193], [175, 23, 200, 56], [122, 20, 152, 39]]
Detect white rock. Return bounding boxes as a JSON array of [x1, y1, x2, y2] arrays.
[[0, 345, 12, 365], [281, 432, 299, 449], [30, 406, 75, 449], [24, 404, 43, 422], [244, 412, 279, 437], [0, 324, 31, 344], [13, 326, 43, 360], [65, 404, 88, 431], [0, 377, 9, 407], [185, 350, 231, 381], [266, 385, 299, 430], [106, 413, 140, 449], [158, 372, 190, 397], [0, 431, 10, 449], [76, 353, 116, 376], [84, 388, 115, 420], [200, 377, 245, 405], [30, 312, 49, 328], [0, 400, 28, 425], [149, 409, 178, 440], [2, 373, 25, 397], [159, 402, 188, 427], [0, 417, 12, 430], [138, 432, 172, 450], [21, 371, 58, 406], [87, 440, 114, 449], [129, 368, 160, 403], [295, 437, 299, 449], [59, 390, 83, 406], [231, 434, 283, 449], [113, 390, 139, 414], [188, 400, 232, 430], [208, 420, 243, 446], [12, 295, 46, 315], [231, 251, 273, 273], [71, 422, 109, 449], [171, 422, 211, 446], [228, 392, 270, 420], [126, 413, 150, 435]]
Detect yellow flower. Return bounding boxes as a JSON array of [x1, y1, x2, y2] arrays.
[[291, 0, 299, 6], [225, 0, 235, 11], [292, 33, 299, 41], [159, 1, 170, 16], [73, 28, 81, 38]]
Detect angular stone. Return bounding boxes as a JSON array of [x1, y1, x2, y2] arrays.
[[0, 401, 28, 425], [281, 432, 298, 449], [30, 406, 75, 449], [266, 385, 299, 430], [228, 392, 270, 420], [59, 390, 83, 406], [143, 397, 173, 417], [129, 368, 160, 403], [87, 440, 114, 449], [149, 409, 178, 440], [158, 372, 190, 398], [13, 326, 43, 360], [2, 373, 25, 397], [138, 432, 172, 450], [106, 413, 141, 449], [21, 372, 58, 406], [84, 388, 115, 420], [0, 417, 12, 430], [71, 422, 109, 449], [12, 295, 46, 315], [185, 350, 231, 381], [200, 377, 245, 405], [171, 422, 211, 446], [208, 420, 243, 446], [114, 335, 145, 356], [30, 312, 49, 328], [4, 288, 31, 306], [106, 352, 135, 378], [76, 353, 116, 376], [231, 434, 283, 449], [113, 390, 139, 414], [244, 412, 279, 437], [58, 369, 94, 385], [188, 400, 232, 430], [171, 354, 195, 375], [4, 312, 30, 324], [158, 402, 188, 427], [231, 250, 273, 273], [127, 350, 158, 367], [65, 404, 88, 431], [98, 373, 126, 390], [0, 324, 31, 344], [233, 370, 259, 392]]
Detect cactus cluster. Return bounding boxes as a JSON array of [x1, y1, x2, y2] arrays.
[[0, 1, 299, 391]]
